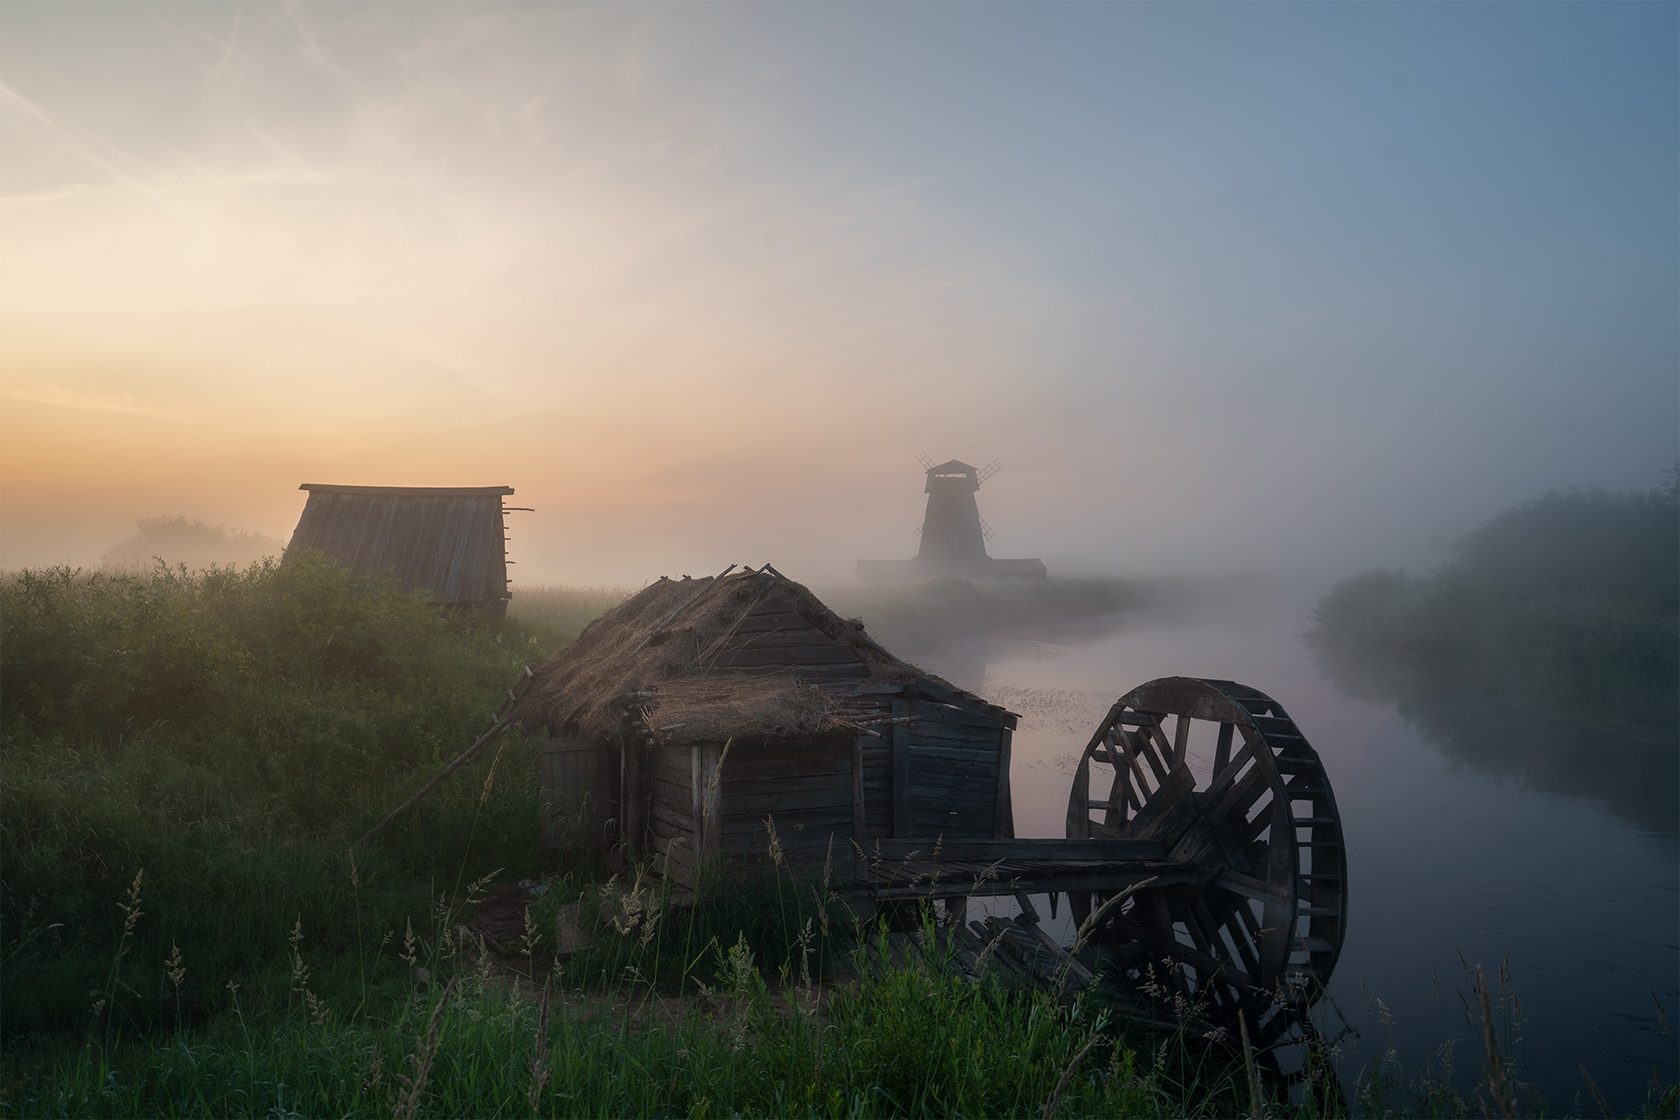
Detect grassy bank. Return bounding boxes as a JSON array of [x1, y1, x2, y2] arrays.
[[0, 560, 1243, 1118]]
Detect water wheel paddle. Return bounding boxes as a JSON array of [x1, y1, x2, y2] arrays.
[[1064, 677, 1347, 1040]]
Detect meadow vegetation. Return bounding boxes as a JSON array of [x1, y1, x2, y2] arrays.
[[4, 556, 1672, 1116], [0, 558, 1258, 1118]]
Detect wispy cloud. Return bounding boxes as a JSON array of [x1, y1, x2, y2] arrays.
[[0, 84, 167, 204], [2, 384, 162, 415]]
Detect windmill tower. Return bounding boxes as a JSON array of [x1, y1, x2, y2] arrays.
[[915, 457, 1001, 572], [857, 457, 1045, 582]]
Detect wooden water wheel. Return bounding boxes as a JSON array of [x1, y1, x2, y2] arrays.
[[1064, 677, 1347, 1042]]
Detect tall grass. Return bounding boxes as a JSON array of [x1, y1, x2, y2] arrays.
[[0, 557, 547, 1038], [6, 903, 1252, 1119], [506, 584, 629, 651]]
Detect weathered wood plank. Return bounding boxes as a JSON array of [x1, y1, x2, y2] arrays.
[[722, 773, 858, 797], [623, 735, 644, 860], [852, 733, 867, 845], [648, 798, 693, 837], [718, 755, 851, 781], [995, 728, 1014, 839], [722, 789, 852, 816], [868, 837, 1174, 862], [908, 760, 999, 785], [905, 741, 1003, 762], [723, 807, 854, 835], [891, 699, 910, 838]]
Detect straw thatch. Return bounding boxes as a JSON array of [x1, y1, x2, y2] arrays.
[[511, 565, 980, 745]]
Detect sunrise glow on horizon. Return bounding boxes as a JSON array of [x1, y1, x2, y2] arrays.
[[2, 3, 1675, 585]]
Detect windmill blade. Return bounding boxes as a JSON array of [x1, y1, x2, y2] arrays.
[[976, 460, 1004, 485], [916, 452, 935, 471]]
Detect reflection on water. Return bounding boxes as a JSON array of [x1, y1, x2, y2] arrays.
[[900, 608, 1679, 1114], [1317, 653, 1679, 836]]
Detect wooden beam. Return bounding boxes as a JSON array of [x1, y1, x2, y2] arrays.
[[868, 837, 1172, 862]]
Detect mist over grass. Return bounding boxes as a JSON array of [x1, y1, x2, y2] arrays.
[[100, 516, 284, 572]]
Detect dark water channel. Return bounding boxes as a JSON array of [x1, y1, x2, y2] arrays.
[[900, 606, 1678, 1113]]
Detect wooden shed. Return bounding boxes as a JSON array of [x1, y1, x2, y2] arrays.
[[286, 484, 516, 612], [513, 565, 1018, 885]]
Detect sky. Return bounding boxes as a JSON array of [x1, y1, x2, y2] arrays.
[[2, 2, 1675, 585]]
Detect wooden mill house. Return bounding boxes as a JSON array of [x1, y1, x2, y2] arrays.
[[513, 565, 1018, 885]]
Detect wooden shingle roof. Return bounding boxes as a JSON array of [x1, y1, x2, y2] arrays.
[[287, 484, 513, 606]]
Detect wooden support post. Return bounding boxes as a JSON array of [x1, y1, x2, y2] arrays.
[[995, 727, 1015, 840], [621, 730, 643, 862], [690, 747, 704, 882], [891, 699, 911, 838], [851, 732, 868, 878]]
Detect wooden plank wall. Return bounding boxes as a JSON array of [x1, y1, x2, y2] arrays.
[[289, 490, 509, 606], [646, 744, 699, 887], [905, 700, 1006, 839], [539, 736, 618, 852], [720, 738, 855, 867]]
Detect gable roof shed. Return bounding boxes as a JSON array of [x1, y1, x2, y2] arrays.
[[287, 484, 515, 609], [513, 565, 1019, 876]]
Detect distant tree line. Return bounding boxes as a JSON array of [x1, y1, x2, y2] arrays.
[[1308, 468, 1679, 741], [101, 515, 282, 571]]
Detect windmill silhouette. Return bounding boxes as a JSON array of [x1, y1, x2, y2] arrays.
[[859, 457, 1046, 581]]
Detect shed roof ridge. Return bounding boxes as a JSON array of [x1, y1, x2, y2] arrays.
[[299, 483, 515, 495]]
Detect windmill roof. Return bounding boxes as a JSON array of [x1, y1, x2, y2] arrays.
[[926, 459, 978, 474]]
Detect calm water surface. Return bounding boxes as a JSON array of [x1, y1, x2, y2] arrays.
[[903, 607, 1678, 1113]]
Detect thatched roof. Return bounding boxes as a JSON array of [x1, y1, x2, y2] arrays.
[[512, 565, 1007, 745], [287, 484, 514, 607]]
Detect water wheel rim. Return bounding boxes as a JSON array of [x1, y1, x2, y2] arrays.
[[1065, 676, 1348, 1031]]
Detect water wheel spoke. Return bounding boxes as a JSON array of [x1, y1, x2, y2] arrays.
[[1172, 713, 1192, 766]]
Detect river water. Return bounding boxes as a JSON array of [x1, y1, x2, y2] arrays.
[[900, 604, 1678, 1114]]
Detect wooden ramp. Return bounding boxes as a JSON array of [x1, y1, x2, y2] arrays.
[[858, 837, 1199, 901]]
